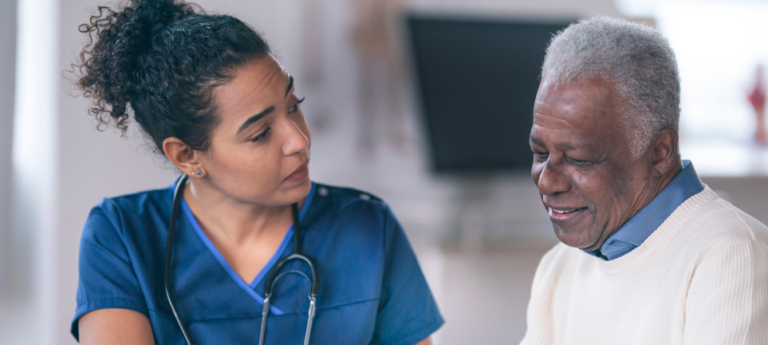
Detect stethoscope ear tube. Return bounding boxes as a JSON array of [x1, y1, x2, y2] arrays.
[[165, 175, 195, 345], [260, 251, 319, 345], [260, 202, 319, 344], [264, 203, 319, 298]]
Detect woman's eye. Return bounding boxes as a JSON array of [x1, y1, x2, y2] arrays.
[[289, 97, 306, 113], [250, 127, 271, 142]]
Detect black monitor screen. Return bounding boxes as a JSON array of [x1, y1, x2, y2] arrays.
[[407, 16, 573, 173]]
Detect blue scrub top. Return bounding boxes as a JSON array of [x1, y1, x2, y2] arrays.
[[72, 181, 444, 344]]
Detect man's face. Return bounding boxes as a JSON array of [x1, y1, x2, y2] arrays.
[[529, 79, 655, 250]]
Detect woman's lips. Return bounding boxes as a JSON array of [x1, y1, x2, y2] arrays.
[[548, 207, 588, 222], [284, 163, 309, 183]]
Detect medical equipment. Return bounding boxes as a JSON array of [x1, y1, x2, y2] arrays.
[[164, 175, 319, 345]]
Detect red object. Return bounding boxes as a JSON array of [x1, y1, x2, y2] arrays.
[[749, 66, 766, 113], [749, 65, 767, 144]]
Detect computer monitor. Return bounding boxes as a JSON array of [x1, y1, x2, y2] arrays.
[[407, 16, 573, 173]]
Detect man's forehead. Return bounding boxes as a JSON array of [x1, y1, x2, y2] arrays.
[[533, 108, 583, 131], [530, 122, 591, 150], [534, 80, 618, 132]]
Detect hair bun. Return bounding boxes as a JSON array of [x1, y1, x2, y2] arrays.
[[76, 0, 198, 134], [75, 0, 271, 154], [150, 22, 166, 36]]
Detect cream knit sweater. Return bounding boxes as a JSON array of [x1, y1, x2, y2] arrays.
[[520, 188, 768, 345]]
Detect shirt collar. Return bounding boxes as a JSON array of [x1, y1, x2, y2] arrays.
[[585, 160, 704, 260]]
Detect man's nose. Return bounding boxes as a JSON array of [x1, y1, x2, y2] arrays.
[[537, 161, 570, 196]]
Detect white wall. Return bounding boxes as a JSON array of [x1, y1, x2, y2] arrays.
[[11, 0, 60, 343], [0, 0, 17, 292]]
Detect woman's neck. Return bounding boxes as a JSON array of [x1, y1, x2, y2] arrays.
[[182, 177, 295, 244]]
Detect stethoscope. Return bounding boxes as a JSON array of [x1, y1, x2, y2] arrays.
[[164, 174, 319, 345]]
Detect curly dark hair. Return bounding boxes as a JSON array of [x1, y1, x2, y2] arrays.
[[76, 0, 271, 153]]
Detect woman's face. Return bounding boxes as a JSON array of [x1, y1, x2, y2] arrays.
[[197, 56, 312, 207]]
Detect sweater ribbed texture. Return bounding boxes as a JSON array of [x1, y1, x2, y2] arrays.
[[520, 187, 768, 345]]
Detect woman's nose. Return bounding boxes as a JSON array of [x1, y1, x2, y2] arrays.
[[281, 118, 310, 156]]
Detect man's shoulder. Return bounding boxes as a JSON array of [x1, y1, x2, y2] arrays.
[[688, 195, 768, 250], [717, 199, 768, 239], [667, 193, 768, 274]]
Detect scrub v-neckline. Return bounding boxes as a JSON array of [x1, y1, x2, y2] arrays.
[[180, 183, 316, 314]]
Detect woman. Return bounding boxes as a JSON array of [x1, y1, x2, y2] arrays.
[[71, 0, 443, 344]]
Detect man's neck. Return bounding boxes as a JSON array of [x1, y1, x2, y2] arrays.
[[585, 159, 684, 252]]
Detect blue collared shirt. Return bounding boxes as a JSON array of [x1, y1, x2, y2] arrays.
[[585, 160, 704, 260]]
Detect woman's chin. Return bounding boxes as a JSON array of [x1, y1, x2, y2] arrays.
[[286, 177, 312, 203]]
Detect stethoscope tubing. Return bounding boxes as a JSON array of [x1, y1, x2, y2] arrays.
[[164, 175, 319, 345], [164, 175, 194, 344], [260, 203, 319, 344]]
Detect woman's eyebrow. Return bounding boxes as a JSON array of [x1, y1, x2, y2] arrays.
[[236, 76, 293, 135], [237, 106, 275, 135]]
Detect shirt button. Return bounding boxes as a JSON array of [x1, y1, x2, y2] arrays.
[[359, 194, 371, 201], [319, 187, 329, 196]]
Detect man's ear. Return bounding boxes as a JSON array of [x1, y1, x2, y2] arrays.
[[651, 128, 679, 178], [163, 137, 205, 177]]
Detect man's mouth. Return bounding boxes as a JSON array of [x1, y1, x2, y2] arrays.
[[551, 208, 583, 214], [548, 207, 588, 221]]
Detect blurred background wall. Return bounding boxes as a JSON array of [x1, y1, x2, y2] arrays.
[[0, 0, 17, 295], [1, 0, 766, 344]]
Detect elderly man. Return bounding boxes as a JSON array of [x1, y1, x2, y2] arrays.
[[523, 17, 768, 344]]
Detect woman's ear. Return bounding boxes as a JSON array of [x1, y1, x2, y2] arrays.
[[163, 137, 205, 177]]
